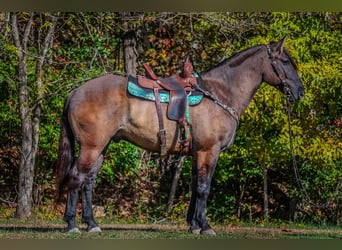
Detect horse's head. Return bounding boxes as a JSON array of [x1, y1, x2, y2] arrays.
[[263, 38, 305, 102]]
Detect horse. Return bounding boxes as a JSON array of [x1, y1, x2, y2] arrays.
[[56, 38, 304, 234]]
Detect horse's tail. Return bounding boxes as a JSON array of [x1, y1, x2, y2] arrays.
[[55, 97, 75, 203]]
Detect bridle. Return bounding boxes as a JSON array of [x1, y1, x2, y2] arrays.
[[266, 44, 292, 100]]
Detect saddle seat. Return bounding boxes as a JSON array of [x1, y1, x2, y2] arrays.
[[138, 59, 197, 121], [134, 56, 199, 157]]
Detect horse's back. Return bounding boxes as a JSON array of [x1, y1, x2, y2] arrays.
[[68, 74, 127, 108], [70, 74, 126, 98]]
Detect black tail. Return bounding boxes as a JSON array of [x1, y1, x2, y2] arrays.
[[55, 97, 75, 202]]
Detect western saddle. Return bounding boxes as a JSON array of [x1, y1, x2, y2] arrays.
[[136, 56, 199, 157]]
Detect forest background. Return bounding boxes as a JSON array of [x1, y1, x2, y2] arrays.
[[0, 12, 341, 226]]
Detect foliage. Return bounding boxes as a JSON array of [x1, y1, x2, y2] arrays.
[[0, 12, 341, 225]]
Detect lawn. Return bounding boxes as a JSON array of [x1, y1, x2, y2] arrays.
[[1, 219, 341, 239]]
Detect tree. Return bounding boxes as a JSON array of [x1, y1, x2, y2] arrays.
[[10, 12, 58, 218], [0, 12, 340, 224], [122, 12, 138, 76]]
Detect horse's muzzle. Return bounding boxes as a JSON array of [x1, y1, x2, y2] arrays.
[[281, 80, 304, 102], [292, 86, 305, 102]]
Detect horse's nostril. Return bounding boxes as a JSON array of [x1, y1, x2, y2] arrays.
[[299, 91, 305, 98]]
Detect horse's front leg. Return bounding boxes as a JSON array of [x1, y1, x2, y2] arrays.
[[187, 148, 220, 235], [187, 158, 201, 233], [81, 154, 104, 232]]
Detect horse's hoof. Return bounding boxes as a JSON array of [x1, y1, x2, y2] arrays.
[[190, 228, 201, 235], [201, 228, 216, 235], [87, 226, 102, 233], [66, 227, 81, 234]]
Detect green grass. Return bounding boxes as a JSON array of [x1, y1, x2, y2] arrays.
[[1, 219, 341, 239], [1, 207, 341, 239]]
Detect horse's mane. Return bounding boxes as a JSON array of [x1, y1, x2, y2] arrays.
[[203, 43, 298, 72], [202, 45, 263, 73], [227, 45, 263, 67]]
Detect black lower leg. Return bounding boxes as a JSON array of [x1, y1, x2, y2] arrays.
[[81, 154, 104, 231], [63, 189, 79, 231], [187, 163, 201, 232], [187, 196, 201, 232], [81, 176, 98, 231], [196, 182, 212, 232]]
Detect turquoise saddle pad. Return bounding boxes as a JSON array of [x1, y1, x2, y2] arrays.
[[127, 76, 203, 105]]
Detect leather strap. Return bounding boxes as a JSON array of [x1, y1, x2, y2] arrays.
[[153, 87, 167, 157], [143, 63, 158, 80]]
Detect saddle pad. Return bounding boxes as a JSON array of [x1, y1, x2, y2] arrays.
[[127, 76, 203, 106]]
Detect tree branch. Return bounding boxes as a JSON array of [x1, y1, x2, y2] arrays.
[[36, 13, 59, 80], [22, 12, 34, 48], [10, 13, 22, 56]]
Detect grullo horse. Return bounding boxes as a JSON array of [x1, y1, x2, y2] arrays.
[[56, 38, 304, 234]]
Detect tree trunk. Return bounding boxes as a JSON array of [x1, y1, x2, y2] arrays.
[[166, 156, 185, 214], [237, 183, 245, 220], [263, 167, 269, 224], [122, 13, 138, 76], [11, 12, 58, 218], [17, 115, 34, 218], [11, 12, 34, 218]]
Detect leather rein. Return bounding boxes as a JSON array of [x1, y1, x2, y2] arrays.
[[266, 44, 326, 209]]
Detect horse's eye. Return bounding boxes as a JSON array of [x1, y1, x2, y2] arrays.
[[281, 59, 290, 64]]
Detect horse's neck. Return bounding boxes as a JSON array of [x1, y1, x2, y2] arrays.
[[201, 55, 264, 117]]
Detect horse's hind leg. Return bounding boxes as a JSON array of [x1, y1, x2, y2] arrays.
[[63, 189, 80, 233], [62, 147, 106, 233], [81, 154, 104, 232], [63, 160, 83, 233]]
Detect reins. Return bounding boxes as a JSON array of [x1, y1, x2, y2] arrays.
[[268, 43, 324, 210], [284, 84, 329, 211], [285, 94, 313, 205]]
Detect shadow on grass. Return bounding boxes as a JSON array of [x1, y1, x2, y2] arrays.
[[0, 224, 164, 233], [0, 224, 190, 239]]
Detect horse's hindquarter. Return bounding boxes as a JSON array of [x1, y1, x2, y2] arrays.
[[68, 74, 129, 148]]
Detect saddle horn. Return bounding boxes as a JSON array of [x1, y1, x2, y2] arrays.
[[181, 55, 193, 78]]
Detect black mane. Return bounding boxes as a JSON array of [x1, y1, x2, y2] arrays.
[[202, 45, 264, 73], [202, 43, 297, 72], [227, 45, 263, 67]]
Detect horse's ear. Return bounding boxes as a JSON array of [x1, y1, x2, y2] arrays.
[[279, 36, 286, 51], [271, 37, 286, 58]]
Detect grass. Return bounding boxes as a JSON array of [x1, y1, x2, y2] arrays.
[[0, 206, 341, 239], [1, 218, 341, 239]]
